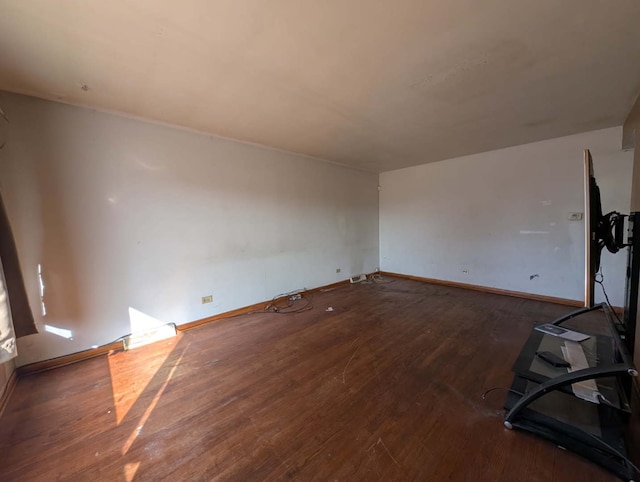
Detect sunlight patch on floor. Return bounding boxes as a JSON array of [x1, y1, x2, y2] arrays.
[[124, 462, 140, 482], [108, 308, 176, 424], [122, 345, 188, 455]]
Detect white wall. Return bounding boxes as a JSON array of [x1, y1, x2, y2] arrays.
[[0, 92, 379, 366], [1, 90, 632, 368], [380, 127, 633, 306]]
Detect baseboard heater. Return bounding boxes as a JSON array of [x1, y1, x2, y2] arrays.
[[123, 323, 177, 351]]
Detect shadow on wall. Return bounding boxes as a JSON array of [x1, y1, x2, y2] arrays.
[[0, 105, 89, 359], [35, 142, 84, 327], [18, 107, 86, 334]]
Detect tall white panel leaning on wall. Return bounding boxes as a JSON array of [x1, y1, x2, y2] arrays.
[[0, 257, 17, 363]]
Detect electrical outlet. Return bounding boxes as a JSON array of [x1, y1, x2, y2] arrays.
[[461, 268, 470, 275], [336, 268, 341, 273], [201, 295, 213, 304]]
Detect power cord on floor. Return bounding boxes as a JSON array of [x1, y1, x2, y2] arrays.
[[265, 291, 314, 314], [369, 273, 395, 284], [595, 272, 624, 326], [481, 386, 524, 400]]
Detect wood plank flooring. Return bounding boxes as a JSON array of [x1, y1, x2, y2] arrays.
[[0, 277, 627, 480]]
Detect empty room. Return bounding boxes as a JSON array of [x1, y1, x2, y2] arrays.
[[1, 1, 640, 480]]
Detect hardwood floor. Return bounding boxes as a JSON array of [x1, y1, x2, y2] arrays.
[[0, 277, 624, 480]]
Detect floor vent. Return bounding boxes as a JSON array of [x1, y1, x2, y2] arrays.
[[123, 323, 177, 350]]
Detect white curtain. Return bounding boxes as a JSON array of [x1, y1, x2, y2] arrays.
[[0, 106, 19, 362], [0, 257, 17, 364]]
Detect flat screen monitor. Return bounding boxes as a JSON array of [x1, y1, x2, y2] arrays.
[[583, 149, 625, 307], [584, 149, 597, 307]]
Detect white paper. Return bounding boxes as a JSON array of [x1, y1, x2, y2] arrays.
[[561, 342, 599, 404], [535, 323, 590, 342]]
